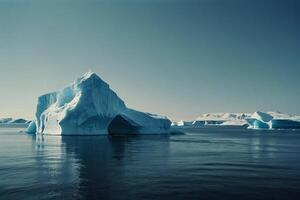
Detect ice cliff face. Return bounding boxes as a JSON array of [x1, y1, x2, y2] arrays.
[[34, 71, 171, 135]]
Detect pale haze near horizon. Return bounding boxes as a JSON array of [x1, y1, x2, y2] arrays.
[[0, 0, 300, 121]]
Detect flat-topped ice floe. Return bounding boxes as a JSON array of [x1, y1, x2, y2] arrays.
[[33, 71, 171, 135]]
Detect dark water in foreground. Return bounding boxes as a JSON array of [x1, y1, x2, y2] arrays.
[[1, 127, 300, 200]]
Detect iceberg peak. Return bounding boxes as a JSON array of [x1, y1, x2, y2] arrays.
[[78, 70, 100, 82], [251, 111, 273, 122], [73, 71, 108, 89]]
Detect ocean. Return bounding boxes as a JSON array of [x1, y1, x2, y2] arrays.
[[1, 125, 300, 200]]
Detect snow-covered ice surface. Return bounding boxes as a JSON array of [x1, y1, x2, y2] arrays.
[[196, 113, 252, 121], [34, 71, 171, 135], [220, 120, 248, 126], [196, 113, 251, 126]]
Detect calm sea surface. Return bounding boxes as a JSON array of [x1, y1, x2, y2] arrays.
[[1, 126, 300, 200]]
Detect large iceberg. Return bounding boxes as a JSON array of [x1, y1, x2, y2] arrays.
[[34, 71, 171, 135]]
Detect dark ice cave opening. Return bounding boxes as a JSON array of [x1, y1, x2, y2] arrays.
[[108, 115, 140, 135]]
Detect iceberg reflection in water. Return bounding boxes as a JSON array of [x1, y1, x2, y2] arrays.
[[1, 126, 300, 200]]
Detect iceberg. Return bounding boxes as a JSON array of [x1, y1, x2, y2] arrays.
[[171, 113, 251, 130], [196, 113, 251, 121], [251, 119, 270, 129], [193, 113, 250, 127], [177, 120, 193, 127], [0, 118, 13, 123], [270, 119, 300, 129], [9, 118, 28, 124], [171, 122, 178, 126], [246, 111, 300, 130], [250, 111, 273, 123], [173, 111, 300, 130], [191, 120, 205, 127], [195, 112, 251, 126], [26, 121, 37, 134], [245, 111, 272, 129], [0, 118, 29, 124], [34, 71, 171, 135]]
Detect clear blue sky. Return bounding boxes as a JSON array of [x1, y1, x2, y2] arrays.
[[0, 0, 299, 121]]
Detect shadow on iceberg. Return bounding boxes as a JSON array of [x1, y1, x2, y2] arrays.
[[108, 115, 140, 135], [108, 109, 171, 136]]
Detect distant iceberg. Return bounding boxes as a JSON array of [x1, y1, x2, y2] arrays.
[[0, 118, 30, 124], [9, 118, 29, 124], [176, 120, 193, 127], [0, 118, 13, 124], [173, 111, 300, 130], [247, 111, 300, 130], [33, 71, 171, 135], [195, 112, 251, 127]]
